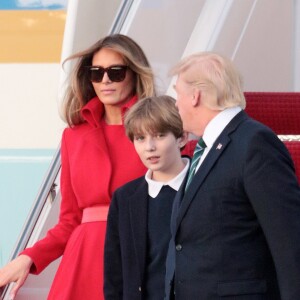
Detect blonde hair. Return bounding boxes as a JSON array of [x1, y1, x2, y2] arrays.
[[170, 52, 245, 110], [125, 95, 184, 142], [61, 34, 156, 126]]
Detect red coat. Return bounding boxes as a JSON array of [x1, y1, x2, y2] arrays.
[[21, 95, 196, 299], [21, 96, 147, 299]]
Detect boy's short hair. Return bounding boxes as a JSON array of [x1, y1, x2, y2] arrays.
[[124, 95, 184, 142]]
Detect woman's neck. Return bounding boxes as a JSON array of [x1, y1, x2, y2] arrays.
[[103, 105, 123, 125]]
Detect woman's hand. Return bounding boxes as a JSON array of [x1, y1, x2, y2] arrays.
[[0, 255, 33, 300]]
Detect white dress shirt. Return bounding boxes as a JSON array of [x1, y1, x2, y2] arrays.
[[145, 157, 190, 198], [195, 106, 242, 172]]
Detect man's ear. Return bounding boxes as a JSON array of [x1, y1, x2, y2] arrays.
[[178, 131, 189, 148], [191, 89, 201, 106]]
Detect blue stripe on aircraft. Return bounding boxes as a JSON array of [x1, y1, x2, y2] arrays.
[[0, 0, 67, 10]]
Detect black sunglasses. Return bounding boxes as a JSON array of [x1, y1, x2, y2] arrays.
[[86, 65, 128, 83]]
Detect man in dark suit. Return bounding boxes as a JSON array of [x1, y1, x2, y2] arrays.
[[165, 52, 300, 299]]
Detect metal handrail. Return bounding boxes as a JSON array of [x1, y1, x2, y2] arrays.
[[109, 0, 135, 33], [0, 147, 61, 300], [9, 147, 61, 260]]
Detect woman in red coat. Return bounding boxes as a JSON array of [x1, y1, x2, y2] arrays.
[[0, 34, 156, 300], [0, 34, 196, 300]]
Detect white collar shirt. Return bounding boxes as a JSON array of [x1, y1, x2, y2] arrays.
[[195, 106, 242, 172], [145, 157, 190, 198]]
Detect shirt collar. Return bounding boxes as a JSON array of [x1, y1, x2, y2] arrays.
[[203, 106, 242, 148], [145, 157, 190, 198]]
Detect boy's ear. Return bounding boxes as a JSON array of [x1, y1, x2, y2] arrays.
[[178, 131, 189, 148]]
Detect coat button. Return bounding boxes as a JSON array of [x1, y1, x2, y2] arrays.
[[175, 244, 182, 251], [138, 286, 142, 292]]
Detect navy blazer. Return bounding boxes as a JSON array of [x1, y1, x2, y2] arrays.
[[104, 176, 149, 300], [165, 111, 300, 300]]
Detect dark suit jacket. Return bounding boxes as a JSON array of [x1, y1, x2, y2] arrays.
[[165, 111, 300, 300], [104, 177, 148, 300]]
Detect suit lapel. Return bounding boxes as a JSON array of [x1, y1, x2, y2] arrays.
[[175, 111, 248, 231], [171, 178, 186, 236], [129, 180, 149, 281]]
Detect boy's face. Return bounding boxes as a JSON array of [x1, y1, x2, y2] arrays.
[[133, 131, 185, 182]]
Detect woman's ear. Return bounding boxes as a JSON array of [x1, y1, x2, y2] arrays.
[[178, 131, 189, 148]]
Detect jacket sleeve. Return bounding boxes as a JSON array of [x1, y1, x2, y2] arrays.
[[20, 129, 82, 274], [104, 190, 123, 299], [244, 129, 300, 299]]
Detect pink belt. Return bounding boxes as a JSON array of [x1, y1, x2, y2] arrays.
[[81, 205, 109, 223]]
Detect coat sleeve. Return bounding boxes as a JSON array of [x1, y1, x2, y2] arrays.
[[104, 190, 123, 299], [21, 129, 82, 274], [244, 129, 300, 299]]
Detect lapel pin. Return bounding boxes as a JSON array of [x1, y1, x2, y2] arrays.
[[216, 143, 223, 150]]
